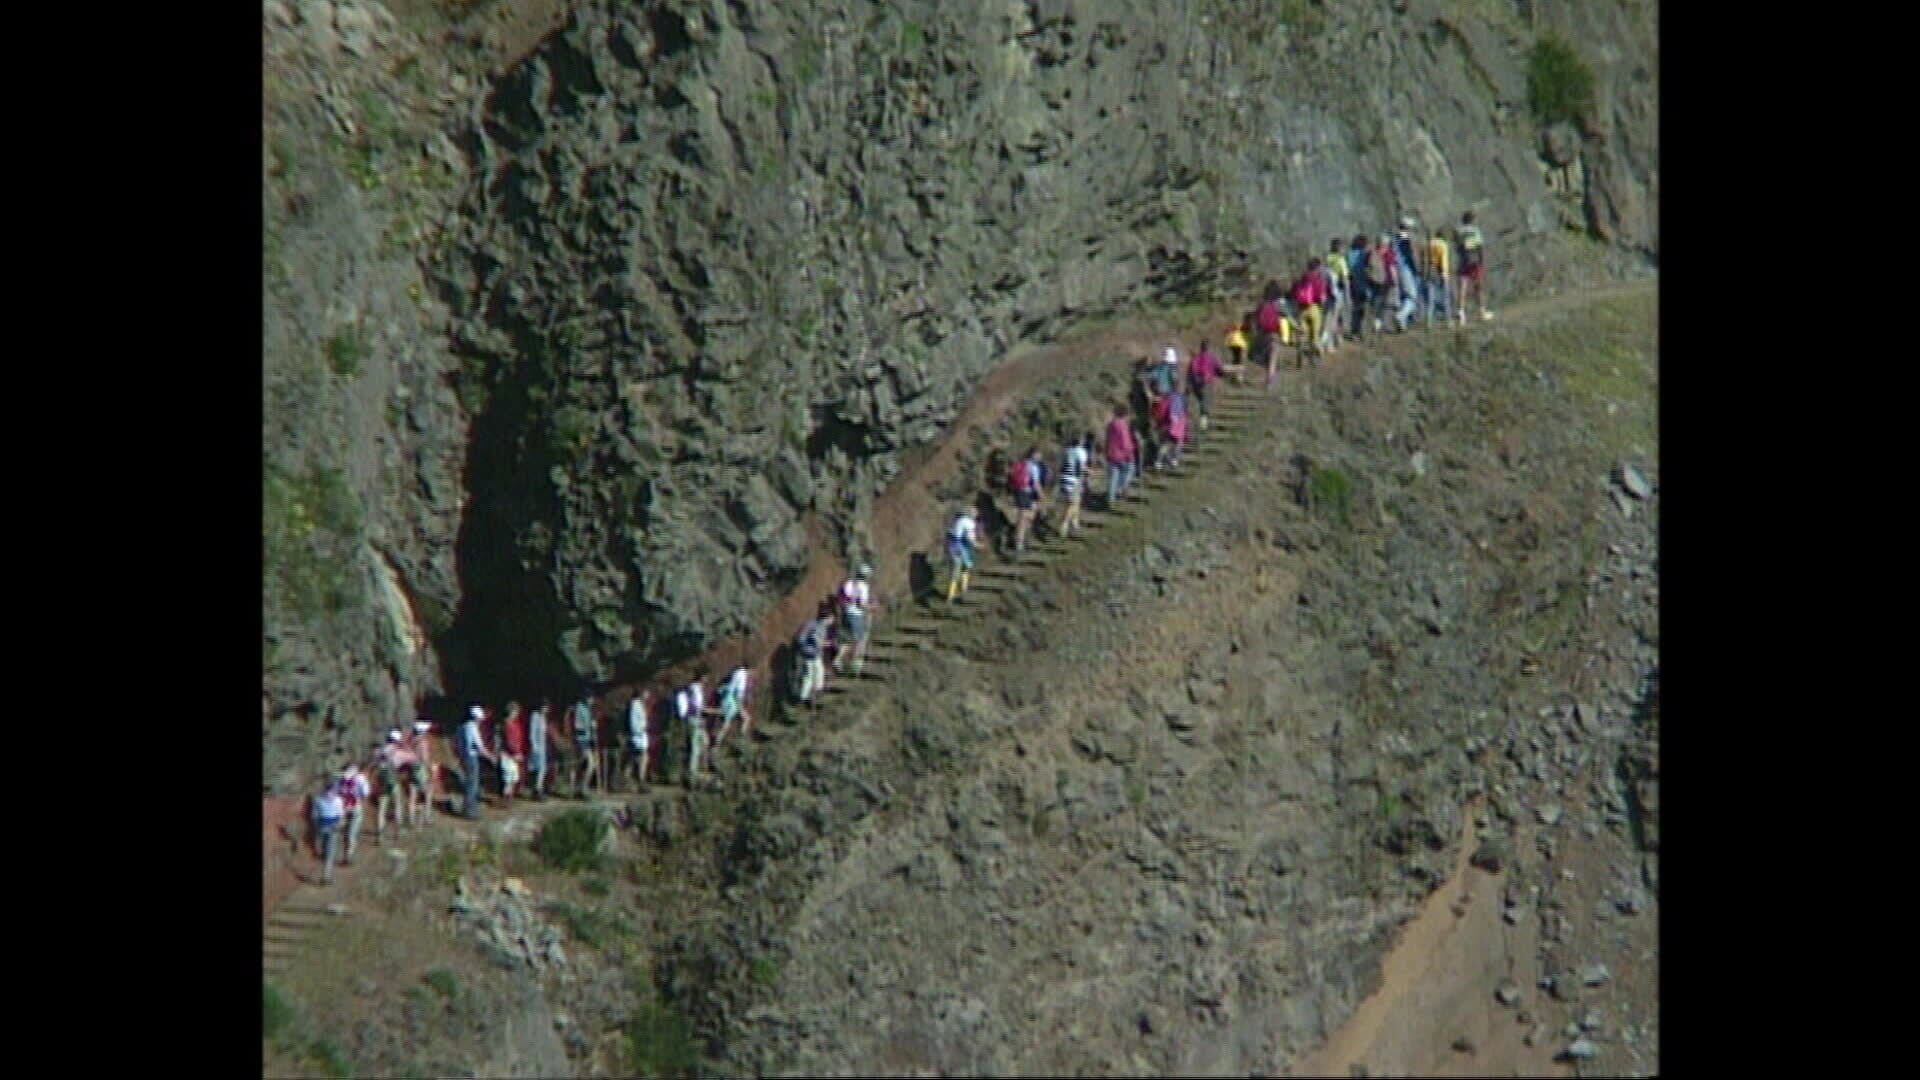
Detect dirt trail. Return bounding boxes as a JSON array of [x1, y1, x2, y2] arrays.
[[1292, 799, 1571, 1078]]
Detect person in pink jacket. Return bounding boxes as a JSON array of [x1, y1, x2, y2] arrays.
[[1103, 402, 1137, 508]]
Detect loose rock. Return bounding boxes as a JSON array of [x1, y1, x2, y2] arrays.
[[1618, 463, 1651, 499], [1581, 962, 1611, 986], [1560, 1038, 1598, 1061]]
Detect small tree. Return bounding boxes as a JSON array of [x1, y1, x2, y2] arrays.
[[1527, 35, 1596, 127]]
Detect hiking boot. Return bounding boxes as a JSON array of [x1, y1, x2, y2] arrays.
[[1481, 309, 1494, 321]]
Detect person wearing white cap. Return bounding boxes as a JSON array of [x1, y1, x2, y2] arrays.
[[405, 720, 434, 826], [458, 706, 494, 819], [717, 663, 753, 744], [337, 763, 371, 865], [1392, 217, 1423, 332], [374, 728, 410, 846], [312, 778, 345, 884]]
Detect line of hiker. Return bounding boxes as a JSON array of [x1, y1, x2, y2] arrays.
[[300, 209, 1494, 883], [1231, 211, 1495, 380]]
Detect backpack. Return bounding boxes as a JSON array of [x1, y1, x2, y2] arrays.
[[797, 622, 822, 659], [1460, 226, 1484, 269], [1256, 300, 1280, 334], [1008, 457, 1035, 493], [377, 757, 398, 794]]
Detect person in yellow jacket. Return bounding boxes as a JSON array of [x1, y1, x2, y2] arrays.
[[1323, 236, 1349, 353], [1423, 225, 1453, 328]]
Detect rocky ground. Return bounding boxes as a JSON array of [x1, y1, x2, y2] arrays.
[[264, 280, 1657, 1078]]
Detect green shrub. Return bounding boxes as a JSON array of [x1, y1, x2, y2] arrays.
[[326, 329, 366, 378], [1307, 467, 1353, 526], [263, 983, 296, 1042], [626, 998, 699, 1078], [1527, 35, 1595, 126], [545, 900, 632, 951], [583, 875, 612, 899], [309, 1037, 353, 1079], [264, 462, 363, 620], [535, 809, 609, 873], [424, 968, 459, 1000], [750, 955, 780, 987]]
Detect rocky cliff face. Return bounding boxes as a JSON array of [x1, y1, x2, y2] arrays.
[[262, 0, 1656, 789]]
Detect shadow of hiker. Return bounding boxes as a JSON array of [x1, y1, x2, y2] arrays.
[[909, 550, 935, 603], [768, 641, 797, 726]]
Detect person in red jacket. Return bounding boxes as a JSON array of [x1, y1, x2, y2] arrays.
[[500, 701, 528, 801], [1290, 259, 1330, 365], [1103, 401, 1138, 508], [1187, 340, 1221, 431]]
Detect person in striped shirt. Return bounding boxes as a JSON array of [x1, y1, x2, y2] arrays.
[[1058, 433, 1091, 539]]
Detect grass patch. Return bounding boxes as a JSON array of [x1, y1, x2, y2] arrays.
[[309, 1038, 353, 1079], [1125, 776, 1148, 808], [1307, 466, 1353, 527], [1527, 34, 1596, 127], [583, 875, 612, 899], [750, 955, 780, 987], [534, 808, 609, 873], [263, 982, 296, 1041], [326, 328, 367, 378], [1378, 789, 1404, 822], [626, 998, 700, 1078], [1278, 0, 1327, 39], [264, 461, 363, 621], [424, 968, 460, 1000], [545, 900, 634, 951]]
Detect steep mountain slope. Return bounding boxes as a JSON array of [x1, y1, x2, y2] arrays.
[[262, 0, 1656, 788]]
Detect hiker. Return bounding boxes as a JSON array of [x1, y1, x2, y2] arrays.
[[458, 706, 494, 818], [621, 690, 650, 790], [499, 701, 526, 802], [1290, 259, 1329, 365], [1456, 211, 1491, 323], [1423, 222, 1453, 327], [570, 694, 599, 799], [1225, 320, 1251, 381], [1151, 383, 1188, 469], [1254, 288, 1285, 387], [680, 679, 708, 784], [944, 507, 978, 601], [1103, 402, 1137, 508], [527, 700, 550, 800], [1323, 236, 1351, 352], [1057, 432, 1091, 538], [1129, 357, 1160, 471], [312, 779, 345, 885], [717, 663, 753, 742], [1347, 234, 1376, 340], [835, 564, 876, 675], [794, 607, 835, 702], [1371, 233, 1400, 333], [1188, 341, 1220, 431], [1008, 447, 1048, 555], [337, 764, 370, 865], [374, 728, 409, 845], [405, 720, 433, 826], [1392, 217, 1423, 331]]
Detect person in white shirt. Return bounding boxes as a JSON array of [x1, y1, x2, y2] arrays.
[[945, 507, 978, 601], [623, 690, 651, 790], [339, 764, 372, 865], [716, 664, 752, 743], [312, 782, 345, 884], [459, 706, 495, 819], [678, 680, 708, 784], [834, 564, 877, 675], [528, 703, 550, 800]]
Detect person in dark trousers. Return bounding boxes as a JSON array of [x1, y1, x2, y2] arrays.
[[1346, 234, 1374, 341]]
